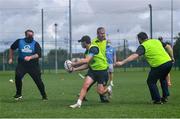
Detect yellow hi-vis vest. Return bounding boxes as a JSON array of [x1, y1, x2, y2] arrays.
[[141, 39, 171, 67], [85, 44, 108, 70]]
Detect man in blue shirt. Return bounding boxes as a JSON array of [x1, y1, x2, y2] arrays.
[[106, 40, 116, 86], [9, 29, 47, 101]]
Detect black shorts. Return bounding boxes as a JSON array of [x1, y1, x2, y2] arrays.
[[86, 68, 108, 85]]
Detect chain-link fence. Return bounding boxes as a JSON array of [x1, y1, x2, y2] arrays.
[[0, 0, 180, 72]]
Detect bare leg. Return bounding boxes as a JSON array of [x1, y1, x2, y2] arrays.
[[70, 76, 94, 108], [166, 73, 171, 86], [109, 72, 114, 86], [78, 76, 94, 101]]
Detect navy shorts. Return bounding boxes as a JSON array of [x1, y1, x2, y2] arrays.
[[86, 68, 108, 85]]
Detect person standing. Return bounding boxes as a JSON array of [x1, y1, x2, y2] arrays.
[[9, 29, 47, 101], [116, 32, 173, 104], [106, 40, 116, 86]]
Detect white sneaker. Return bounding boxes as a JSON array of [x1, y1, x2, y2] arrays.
[[14, 95, 23, 101], [107, 85, 112, 98], [69, 103, 81, 108], [110, 81, 114, 87]]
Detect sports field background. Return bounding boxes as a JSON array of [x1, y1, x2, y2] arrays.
[[0, 68, 180, 118]]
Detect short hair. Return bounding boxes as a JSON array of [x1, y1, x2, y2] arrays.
[[158, 36, 163, 41], [25, 29, 34, 35], [137, 32, 148, 40], [97, 27, 105, 33]]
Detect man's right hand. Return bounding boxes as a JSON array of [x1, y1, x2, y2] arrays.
[[8, 59, 13, 64]]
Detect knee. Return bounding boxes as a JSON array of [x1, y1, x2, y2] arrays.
[[97, 87, 105, 95]]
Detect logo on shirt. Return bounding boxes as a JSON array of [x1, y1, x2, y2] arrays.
[[21, 45, 32, 53]]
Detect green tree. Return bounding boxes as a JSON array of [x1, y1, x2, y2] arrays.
[[46, 48, 68, 69]]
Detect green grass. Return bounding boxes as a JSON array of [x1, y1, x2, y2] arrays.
[[0, 69, 180, 118]]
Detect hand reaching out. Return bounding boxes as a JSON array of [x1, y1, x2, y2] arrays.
[[115, 61, 124, 66]]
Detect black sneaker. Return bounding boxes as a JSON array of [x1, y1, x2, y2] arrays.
[[153, 100, 163, 104], [42, 96, 48, 101], [14, 94, 23, 101], [101, 99, 110, 103], [161, 97, 168, 103]]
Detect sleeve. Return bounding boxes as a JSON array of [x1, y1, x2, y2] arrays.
[[136, 45, 145, 56], [88, 46, 99, 56], [10, 39, 19, 50], [35, 42, 41, 58], [161, 42, 167, 48]]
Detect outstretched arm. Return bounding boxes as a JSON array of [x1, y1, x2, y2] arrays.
[[116, 53, 139, 66], [73, 64, 89, 71], [71, 55, 93, 67]]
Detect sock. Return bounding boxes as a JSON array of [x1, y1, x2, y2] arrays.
[[77, 99, 82, 105]]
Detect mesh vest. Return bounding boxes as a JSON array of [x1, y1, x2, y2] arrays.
[[18, 38, 36, 60], [142, 39, 171, 67], [92, 37, 108, 66], [85, 44, 108, 70]]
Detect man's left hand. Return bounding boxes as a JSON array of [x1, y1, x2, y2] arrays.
[[24, 56, 32, 61]]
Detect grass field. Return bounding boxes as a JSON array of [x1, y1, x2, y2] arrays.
[[0, 69, 180, 118]]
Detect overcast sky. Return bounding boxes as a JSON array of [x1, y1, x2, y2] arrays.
[[0, 0, 180, 53]]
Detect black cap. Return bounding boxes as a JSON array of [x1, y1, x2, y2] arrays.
[[78, 35, 91, 44]]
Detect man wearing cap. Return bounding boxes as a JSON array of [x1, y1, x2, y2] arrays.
[[9, 29, 47, 101], [69, 35, 112, 108], [116, 32, 173, 104]]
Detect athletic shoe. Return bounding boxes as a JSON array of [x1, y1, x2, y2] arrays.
[[101, 99, 110, 103], [161, 97, 168, 103], [100, 95, 109, 103], [69, 103, 81, 108], [42, 96, 48, 101], [153, 100, 163, 104], [14, 94, 23, 101]]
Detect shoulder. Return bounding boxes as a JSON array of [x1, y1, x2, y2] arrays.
[[35, 41, 41, 47], [89, 46, 99, 54], [136, 45, 145, 56]]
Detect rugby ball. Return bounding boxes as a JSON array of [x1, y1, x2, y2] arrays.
[[64, 60, 72, 71]]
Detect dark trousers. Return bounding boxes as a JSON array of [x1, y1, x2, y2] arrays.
[[15, 63, 47, 98], [147, 61, 172, 101]]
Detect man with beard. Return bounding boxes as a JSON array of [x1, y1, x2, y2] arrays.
[[9, 29, 47, 101]]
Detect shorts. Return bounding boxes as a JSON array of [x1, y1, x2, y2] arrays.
[[86, 68, 108, 85], [108, 64, 114, 73]]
